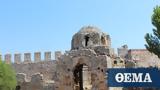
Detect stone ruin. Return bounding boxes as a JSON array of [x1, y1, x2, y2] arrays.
[[1, 26, 160, 90], [3, 51, 58, 90], [117, 45, 160, 68], [0, 26, 113, 90]]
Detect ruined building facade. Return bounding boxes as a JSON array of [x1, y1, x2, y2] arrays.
[[1, 26, 160, 90], [117, 45, 160, 68]]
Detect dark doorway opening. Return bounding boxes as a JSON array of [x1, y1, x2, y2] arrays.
[[74, 64, 83, 90]]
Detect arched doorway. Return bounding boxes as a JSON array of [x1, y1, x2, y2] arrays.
[[73, 64, 92, 90]]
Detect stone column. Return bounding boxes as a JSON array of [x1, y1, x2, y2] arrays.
[[34, 52, 41, 62], [55, 51, 62, 60], [24, 53, 31, 63], [14, 53, 21, 64], [5, 54, 11, 64], [45, 52, 51, 61]]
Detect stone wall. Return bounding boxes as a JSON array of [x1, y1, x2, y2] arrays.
[[126, 49, 160, 67], [12, 60, 57, 80], [1, 51, 63, 80], [0, 51, 62, 90], [16, 73, 55, 90], [1, 51, 62, 64], [117, 45, 128, 58], [55, 48, 110, 90]]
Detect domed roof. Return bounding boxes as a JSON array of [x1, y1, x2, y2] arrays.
[[71, 26, 111, 50], [78, 26, 101, 33]]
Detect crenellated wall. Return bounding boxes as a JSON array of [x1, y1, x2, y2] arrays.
[[0, 51, 62, 64], [0, 51, 62, 81]]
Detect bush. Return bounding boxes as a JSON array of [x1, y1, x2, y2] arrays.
[[0, 60, 17, 90]]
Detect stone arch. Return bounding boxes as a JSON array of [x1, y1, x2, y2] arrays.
[[72, 56, 92, 70], [56, 50, 108, 90], [73, 63, 84, 90], [72, 57, 93, 90]]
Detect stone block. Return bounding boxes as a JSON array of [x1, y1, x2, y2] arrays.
[[5, 54, 11, 64], [14, 53, 21, 64], [16, 73, 27, 83], [45, 52, 51, 61], [34, 52, 41, 62], [55, 51, 61, 60], [24, 53, 31, 63]]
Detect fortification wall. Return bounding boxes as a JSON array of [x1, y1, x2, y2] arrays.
[[12, 60, 57, 80], [127, 49, 160, 67], [0, 51, 62, 80], [16, 73, 55, 90], [1, 51, 62, 64]]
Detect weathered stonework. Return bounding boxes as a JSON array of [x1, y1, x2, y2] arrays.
[[117, 45, 128, 59], [14, 53, 21, 64], [55, 51, 62, 60], [71, 26, 111, 50], [54, 27, 113, 90], [12, 60, 57, 80], [24, 53, 31, 64], [55, 49, 109, 90], [34, 52, 41, 62], [1, 26, 160, 90], [125, 49, 160, 68], [45, 52, 51, 61], [16, 73, 55, 90], [5, 53, 11, 64]]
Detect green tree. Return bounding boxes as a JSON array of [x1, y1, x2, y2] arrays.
[[145, 6, 160, 58], [0, 60, 17, 90]]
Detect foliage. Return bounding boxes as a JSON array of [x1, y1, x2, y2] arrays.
[[0, 60, 17, 90], [145, 6, 160, 58]]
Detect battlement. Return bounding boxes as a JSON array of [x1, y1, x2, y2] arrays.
[[0, 51, 62, 64]]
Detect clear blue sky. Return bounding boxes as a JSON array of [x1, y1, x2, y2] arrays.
[[0, 0, 160, 55]]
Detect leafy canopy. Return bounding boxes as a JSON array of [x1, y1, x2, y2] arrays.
[[145, 6, 160, 58], [0, 60, 17, 90]]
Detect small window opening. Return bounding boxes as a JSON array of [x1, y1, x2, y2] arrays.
[[101, 69, 104, 72], [101, 36, 106, 45], [85, 35, 90, 46], [114, 61, 117, 64], [120, 61, 123, 63]]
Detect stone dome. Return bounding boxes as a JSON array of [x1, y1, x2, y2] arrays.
[[78, 26, 101, 34], [71, 26, 111, 50]]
